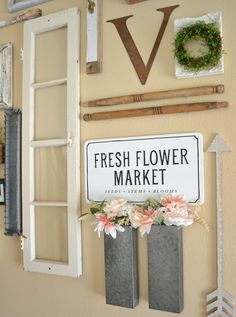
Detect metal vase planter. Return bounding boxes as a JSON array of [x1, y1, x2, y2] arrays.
[[148, 225, 183, 313], [104, 226, 138, 308]]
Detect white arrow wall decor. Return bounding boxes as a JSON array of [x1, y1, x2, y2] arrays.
[[207, 135, 235, 317]]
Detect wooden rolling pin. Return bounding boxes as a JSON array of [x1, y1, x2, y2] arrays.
[[83, 101, 228, 121], [87, 84, 224, 107]]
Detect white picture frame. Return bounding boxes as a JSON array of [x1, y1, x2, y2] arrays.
[[8, 0, 51, 13], [0, 43, 12, 107], [174, 12, 224, 79]]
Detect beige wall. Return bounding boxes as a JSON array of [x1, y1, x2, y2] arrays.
[[0, 0, 236, 316]]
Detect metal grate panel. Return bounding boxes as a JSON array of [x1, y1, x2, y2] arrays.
[[4, 108, 22, 236]]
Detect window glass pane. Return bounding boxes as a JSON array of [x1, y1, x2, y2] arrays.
[[34, 85, 67, 140], [35, 146, 67, 201], [35, 207, 68, 263], [35, 27, 67, 83]]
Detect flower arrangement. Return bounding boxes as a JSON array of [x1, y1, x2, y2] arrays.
[[80, 195, 208, 239]]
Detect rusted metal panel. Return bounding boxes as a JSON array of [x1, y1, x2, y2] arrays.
[[107, 5, 179, 85]]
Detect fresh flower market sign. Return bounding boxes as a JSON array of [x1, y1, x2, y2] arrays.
[[85, 133, 204, 203]]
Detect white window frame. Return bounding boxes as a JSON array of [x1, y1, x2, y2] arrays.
[[0, 43, 12, 107], [22, 8, 82, 277], [8, 0, 51, 13]]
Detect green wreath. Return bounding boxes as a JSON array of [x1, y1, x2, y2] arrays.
[[174, 21, 223, 72]]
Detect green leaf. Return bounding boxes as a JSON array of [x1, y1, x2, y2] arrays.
[[99, 200, 106, 211], [90, 207, 100, 215], [78, 213, 90, 221]]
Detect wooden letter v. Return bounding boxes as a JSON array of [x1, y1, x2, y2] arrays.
[[107, 5, 179, 85]]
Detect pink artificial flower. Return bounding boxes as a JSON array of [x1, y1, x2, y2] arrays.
[[161, 195, 193, 226], [131, 209, 156, 237], [103, 198, 128, 219], [94, 214, 125, 239], [161, 195, 188, 212]]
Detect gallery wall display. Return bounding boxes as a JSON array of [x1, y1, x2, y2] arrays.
[[85, 133, 204, 203], [8, 0, 50, 13], [174, 12, 224, 79], [206, 136, 235, 317], [86, 0, 102, 74], [0, 0, 233, 314], [0, 43, 12, 107]]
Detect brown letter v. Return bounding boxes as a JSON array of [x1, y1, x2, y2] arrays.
[[107, 5, 179, 85]]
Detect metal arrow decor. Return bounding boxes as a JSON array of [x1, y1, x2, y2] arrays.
[[207, 135, 235, 317]]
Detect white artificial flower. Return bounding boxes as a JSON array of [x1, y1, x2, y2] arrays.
[[163, 210, 193, 226], [103, 198, 128, 218]]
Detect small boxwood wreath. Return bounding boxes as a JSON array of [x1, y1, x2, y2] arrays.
[[174, 21, 223, 72]]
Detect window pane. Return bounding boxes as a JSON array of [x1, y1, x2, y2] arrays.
[[35, 146, 67, 201], [35, 27, 67, 83], [34, 84, 67, 140], [35, 207, 68, 263]]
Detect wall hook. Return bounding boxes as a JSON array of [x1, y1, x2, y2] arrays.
[[87, 0, 95, 13], [67, 132, 73, 147]]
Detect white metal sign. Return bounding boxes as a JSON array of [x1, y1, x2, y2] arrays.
[[85, 133, 204, 203]]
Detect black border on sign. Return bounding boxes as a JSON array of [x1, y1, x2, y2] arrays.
[[85, 135, 202, 203]]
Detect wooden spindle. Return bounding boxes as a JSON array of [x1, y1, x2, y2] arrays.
[[87, 84, 224, 107], [83, 101, 228, 121]]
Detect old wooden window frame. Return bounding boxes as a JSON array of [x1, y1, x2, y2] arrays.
[[22, 8, 82, 277], [0, 43, 12, 107], [8, 0, 50, 13]]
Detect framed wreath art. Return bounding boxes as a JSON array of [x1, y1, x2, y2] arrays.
[[174, 12, 224, 79]]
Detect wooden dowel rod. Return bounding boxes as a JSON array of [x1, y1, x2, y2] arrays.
[[0, 9, 42, 28], [87, 84, 224, 107], [127, 0, 147, 4], [83, 101, 228, 121]]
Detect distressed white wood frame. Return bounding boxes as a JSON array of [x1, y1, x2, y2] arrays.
[[8, 0, 50, 13], [86, 0, 102, 74], [174, 12, 224, 79], [0, 43, 12, 107], [22, 8, 82, 277]]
